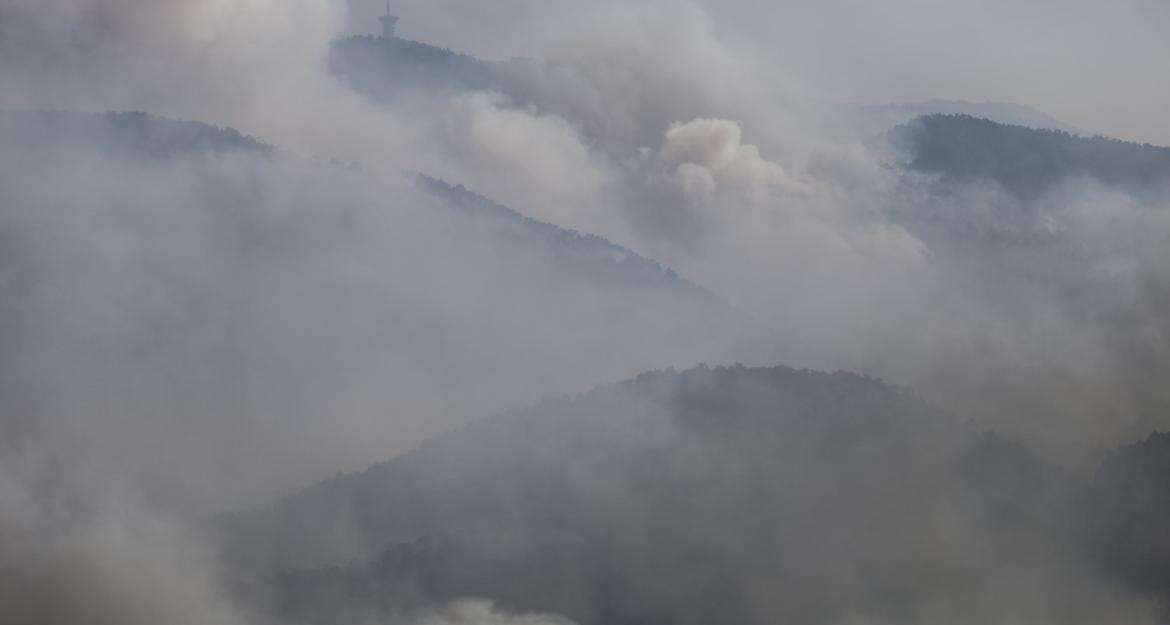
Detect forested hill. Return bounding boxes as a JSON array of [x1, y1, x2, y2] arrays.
[[896, 114, 1170, 200], [0, 110, 273, 159], [220, 362, 1170, 625], [224, 364, 1077, 625], [330, 35, 517, 100]]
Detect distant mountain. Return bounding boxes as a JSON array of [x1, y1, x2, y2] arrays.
[[883, 113, 1170, 252], [226, 364, 1080, 625], [894, 114, 1170, 202], [0, 110, 274, 159], [861, 100, 1082, 136]]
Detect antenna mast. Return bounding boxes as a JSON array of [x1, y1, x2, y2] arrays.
[[379, 1, 399, 39]]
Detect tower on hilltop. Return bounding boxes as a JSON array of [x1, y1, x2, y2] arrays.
[[380, 2, 399, 39]]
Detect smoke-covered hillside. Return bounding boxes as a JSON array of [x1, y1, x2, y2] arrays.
[[227, 364, 1162, 625], [4, 2, 1170, 625], [0, 109, 750, 511]]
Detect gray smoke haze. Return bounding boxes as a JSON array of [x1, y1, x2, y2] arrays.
[[344, 0, 1170, 144], [2, 0, 1170, 623]]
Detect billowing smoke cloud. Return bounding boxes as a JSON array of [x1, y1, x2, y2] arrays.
[[435, 2, 1170, 465], [656, 118, 792, 198]]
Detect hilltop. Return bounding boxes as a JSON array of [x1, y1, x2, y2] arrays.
[[224, 364, 1079, 625]]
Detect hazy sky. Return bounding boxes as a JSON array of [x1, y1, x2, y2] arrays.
[[349, 0, 1170, 144]]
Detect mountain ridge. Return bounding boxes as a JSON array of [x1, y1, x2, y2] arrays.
[[862, 99, 1082, 135], [223, 364, 1082, 625], [894, 113, 1170, 201]]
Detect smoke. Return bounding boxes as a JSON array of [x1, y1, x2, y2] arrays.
[[0, 1, 341, 128], [0, 456, 252, 625], [0, 120, 734, 623], [657, 118, 791, 195], [449, 3, 1170, 465], [415, 601, 577, 625], [2, 0, 1170, 623]]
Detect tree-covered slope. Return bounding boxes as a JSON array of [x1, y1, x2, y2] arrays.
[[895, 114, 1170, 201], [0, 110, 274, 159], [227, 365, 1098, 625], [330, 35, 518, 101], [861, 100, 1081, 136]]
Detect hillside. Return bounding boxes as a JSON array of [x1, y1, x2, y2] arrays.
[[0, 110, 713, 310], [225, 364, 1096, 625], [0, 110, 750, 502], [330, 35, 520, 101], [861, 100, 1082, 136], [0, 109, 714, 307], [0, 110, 274, 159], [6, 4, 1170, 625], [895, 114, 1170, 201]]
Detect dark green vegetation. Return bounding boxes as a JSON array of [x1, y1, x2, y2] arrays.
[[861, 100, 1081, 136], [330, 35, 518, 101], [227, 364, 1165, 625], [0, 110, 274, 159], [897, 114, 1170, 202]]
